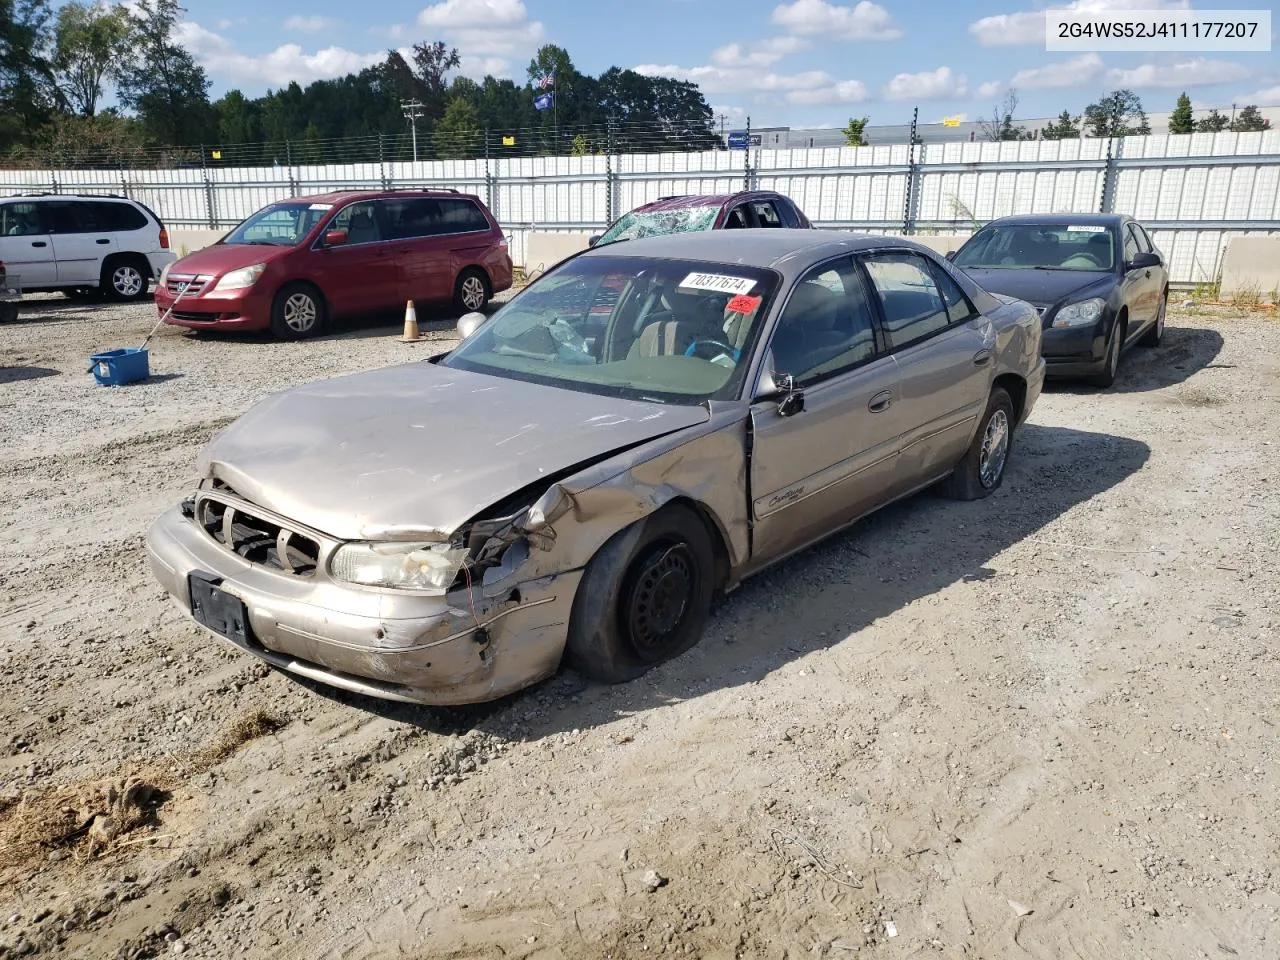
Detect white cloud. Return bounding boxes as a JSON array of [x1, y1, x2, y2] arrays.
[[458, 55, 510, 79], [177, 21, 384, 87], [1008, 53, 1105, 90], [969, 0, 1188, 47], [710, 104, 748, 126], [882, 66, 967, 101], [977, 81, 1003, 99], [771, 0, 902, 40], [1245, 85, 1280, 104], [711, 36, 807, 68], [1107, 58, 1250, 89], [284, 15, 336, 33], [418, 0, 529, 27], [788, 80, 869, 104]]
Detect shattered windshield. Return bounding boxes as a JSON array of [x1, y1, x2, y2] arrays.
[[442, 255, 780, 404], [595, 205, 720, 245], [222, 202, 333, 246], [954, 223, 1116, 271]]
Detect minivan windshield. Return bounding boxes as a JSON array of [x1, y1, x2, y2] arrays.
[[954, 223, 1116, 271], [595, 205, 720, 245], [443, 255, 779, 404], [222, 201, 334, 246]]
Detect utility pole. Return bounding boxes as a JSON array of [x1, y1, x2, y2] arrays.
[[717, 113, 727, 144], [401, 98, 425, 162]]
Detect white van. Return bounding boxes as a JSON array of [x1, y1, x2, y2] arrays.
[[0, 194, 178, 301]]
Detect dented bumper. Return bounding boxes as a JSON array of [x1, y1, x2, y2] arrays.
[[145, 506, 580, 705]]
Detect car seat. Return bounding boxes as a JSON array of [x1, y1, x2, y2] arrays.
[[347, 208, 379, 244], [627, 289, 729, 359]]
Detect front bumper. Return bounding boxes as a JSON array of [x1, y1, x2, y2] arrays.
[[145, 505, 579, 705], [1041, 322, 1107, 377], [156, 285, 273, 332]]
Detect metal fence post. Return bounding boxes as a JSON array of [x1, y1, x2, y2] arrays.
[[743, 116, 752, 191], [1099, 136, 1118, 213], [606, 116, 617, 225], [379, 133, 389, 189], [902, 107, 919, 234], [121, 172, 130, 199], [50, 174, 59, 195]]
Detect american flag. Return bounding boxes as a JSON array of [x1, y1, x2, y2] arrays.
[[536, 72, 555, 90]]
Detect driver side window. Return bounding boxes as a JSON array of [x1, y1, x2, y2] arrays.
[[768, 260, 878, 386]]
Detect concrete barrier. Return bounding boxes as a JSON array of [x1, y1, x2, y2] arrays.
[[1220, 237, 1280, 300], [524, 232, 593, 275], [901, 234, 971, 257], [170, 229, 226, 258]]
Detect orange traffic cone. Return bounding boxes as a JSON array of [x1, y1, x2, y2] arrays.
[[400, 300, 422, 342]]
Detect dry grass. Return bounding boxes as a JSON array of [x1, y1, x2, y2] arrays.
[[1229, 279, 1264, 308], [0, 709, 285, 873]]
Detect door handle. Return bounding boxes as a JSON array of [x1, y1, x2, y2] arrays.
[[973, 349, 992, 366], [31, 241, 47, 247], [868, 390, 892, 413], [96, 238, 111, 245]]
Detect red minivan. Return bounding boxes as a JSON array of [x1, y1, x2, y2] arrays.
[[155, 189, 513, 340]]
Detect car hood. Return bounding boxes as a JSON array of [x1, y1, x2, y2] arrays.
[[198, 362, 709, 541], [170, 241, 292, 276], [959, 268, 1114, 308]]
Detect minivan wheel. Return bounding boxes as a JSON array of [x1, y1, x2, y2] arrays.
[[101, 257, 150, 302], [454, 269, 490, 314], [270, 282, 325, 340], [940, 386, 1015, 501], [566, 505, 715, 684]]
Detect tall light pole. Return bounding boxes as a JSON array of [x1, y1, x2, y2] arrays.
[[401, 98, 424, 162]]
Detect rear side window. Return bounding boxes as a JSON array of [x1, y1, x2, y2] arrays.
[[0, 202, 43, 236], [862, 252, 951, 349], [44, 201, 101, 233], [95, 202, 148, 231], [436, 198, 490, 233], [751, 201, 782, 227], [1123, 225, 1141, 262], [928, 261, 976, 323]]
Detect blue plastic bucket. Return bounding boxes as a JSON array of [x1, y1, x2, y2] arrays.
[[90, 347, 150, 386]]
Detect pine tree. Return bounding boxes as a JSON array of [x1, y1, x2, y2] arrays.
[[1168, 93, 1193, 134]]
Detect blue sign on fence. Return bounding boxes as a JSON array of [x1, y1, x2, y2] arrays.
[[727, 132, 748, 149]]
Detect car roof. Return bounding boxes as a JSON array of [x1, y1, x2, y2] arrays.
[[984, 213, 1127, 227], [630, 191, 782, 214], [292, 189, 479, 204], [584, 229, 925, 276], [5, 193, 140, 203]]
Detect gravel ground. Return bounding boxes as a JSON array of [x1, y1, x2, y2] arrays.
[[1, 295, 1277, 960]]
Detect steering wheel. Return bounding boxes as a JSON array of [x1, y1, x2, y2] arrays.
[[685, 338, 738, 362]]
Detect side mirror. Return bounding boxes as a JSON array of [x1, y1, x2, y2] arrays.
[[945, 250, 956, 261], [775, 373, 805, 417], [323, 229, 348, 247], [588, 235, 601, 247], [1128, 251, 1160, 271], [457, 311, 486, 339]]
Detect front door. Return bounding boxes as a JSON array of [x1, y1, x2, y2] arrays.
[[0, 201, 57, 287], [314, 200, 403, 317], [748, 257, 906, 564], [861, 251, 994, 485]]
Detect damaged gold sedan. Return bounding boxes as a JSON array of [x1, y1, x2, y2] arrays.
[[147, 230, 1045, 705]]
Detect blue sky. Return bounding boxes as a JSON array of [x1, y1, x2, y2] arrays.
[[169, 0, 1280, 127]]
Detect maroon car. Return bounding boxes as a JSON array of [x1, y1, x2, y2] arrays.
[[156, 189, 513, 340], [590, 191, 811, 247]]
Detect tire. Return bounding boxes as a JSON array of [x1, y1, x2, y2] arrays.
[[940, 387, 1015, 501], [100, 256, 150, 302], [454, 269, 490, 315], [0, 301, 17, 324], [566, 504, 716, 684], [1139, 292, 1166, 347], [1089, 318, 1124, 388], [269, 282, 326, 340]]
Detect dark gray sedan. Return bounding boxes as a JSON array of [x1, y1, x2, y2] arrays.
[[147, 230, 1044, 705]]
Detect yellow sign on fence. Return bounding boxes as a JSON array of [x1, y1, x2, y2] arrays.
[[502, 135, 516, 146], [942, 116, 962, 128]]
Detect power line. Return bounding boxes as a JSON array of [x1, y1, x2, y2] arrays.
[[400, 99, 425, 163]]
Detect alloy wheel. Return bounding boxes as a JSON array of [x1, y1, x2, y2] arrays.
[[979, 409, 1010, 489]]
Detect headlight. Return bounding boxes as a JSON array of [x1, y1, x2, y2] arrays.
[[213, 262, 266, 291], [1052, 297, 1105, 328], [329, 542, 470, 591]]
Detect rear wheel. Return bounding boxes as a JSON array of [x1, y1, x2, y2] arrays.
[[566, 505, 715, 684], [940, 387, 1014, 501], [100, 256, 150, 302], [1140, 292, 1166, 347], [270, 282, 325, 340], [454, 269, 490, 315]]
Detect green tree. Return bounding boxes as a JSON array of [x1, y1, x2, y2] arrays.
[[115, 0, 215, 144], [1040, 110, 1080, 140], [1230, 105, 1271, 132], [433, 97, 481, 158], [1084, 89, 1150, 138], [842, 116, 869, 146], [1196, 108, 1229, 133], [1168, 92, 1194, 134], [0, 0, 57, 151], [411, 40, 460, 124], [51, 1, 131, 117], [979, 89, 1029, 141], [214, 89, 261, 146]]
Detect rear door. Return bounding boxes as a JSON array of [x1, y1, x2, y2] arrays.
[[0, 200, 57, 287], [313, 199, 402, 316], [439, 198, 496, 305], [748, 257, 905, 564], [46, 200, 116, 285], [382, 196, 449, 305], [861, 250, 994, 486]]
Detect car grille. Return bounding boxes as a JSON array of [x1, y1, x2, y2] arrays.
[[166, 274, 213, 296], [187, 486, 322, 576]]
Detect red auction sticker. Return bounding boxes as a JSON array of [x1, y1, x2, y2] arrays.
[[726, 294, 762, 314]]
